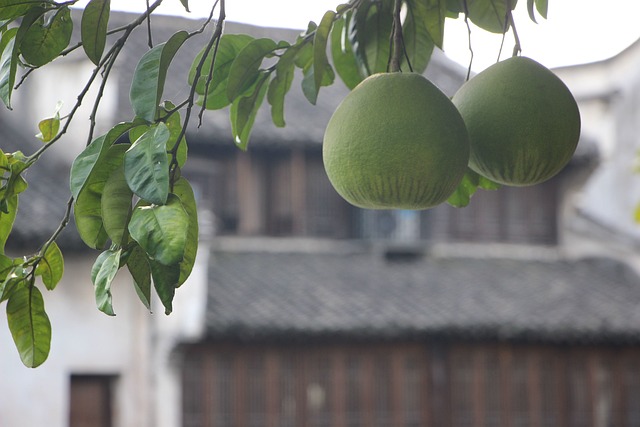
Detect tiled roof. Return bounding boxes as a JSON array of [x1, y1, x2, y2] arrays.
[[107, 12, 469, 148], [205, 240, 640, 344]]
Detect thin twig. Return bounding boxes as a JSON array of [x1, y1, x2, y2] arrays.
[[462, 0, 473, 80], [388, 0, 404, 73]]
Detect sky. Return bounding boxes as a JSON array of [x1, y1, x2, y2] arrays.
[[84, 0, 640, 71]]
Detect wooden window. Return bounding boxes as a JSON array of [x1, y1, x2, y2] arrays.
[[182, 343, 429, 427], [428, 178, 559, 245], [68, 374, 115, 427]]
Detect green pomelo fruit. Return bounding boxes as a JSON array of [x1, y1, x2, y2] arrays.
[[452, 56, 581, 186], [322, 72, 470, 210]]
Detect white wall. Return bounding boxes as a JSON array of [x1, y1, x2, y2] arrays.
[[0, 239, 209, 427]]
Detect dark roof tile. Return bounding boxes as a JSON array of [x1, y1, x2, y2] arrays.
[[205, 242, 640, 344]]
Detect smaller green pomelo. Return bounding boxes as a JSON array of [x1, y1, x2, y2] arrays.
[[322, 72, 470, 210], [452, 56, 581, 186]]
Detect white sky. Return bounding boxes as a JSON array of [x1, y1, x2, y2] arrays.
[[85, 0, 640, 71]]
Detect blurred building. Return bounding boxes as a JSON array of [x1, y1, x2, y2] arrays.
[[1, 10, 640, 427]]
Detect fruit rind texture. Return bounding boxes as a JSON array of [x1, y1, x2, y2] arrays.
[[322, 72, 470, 210], [452, 56, 581, 187]]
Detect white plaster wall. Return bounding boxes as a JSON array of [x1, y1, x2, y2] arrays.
[[556, 48, 640, 244], [0, 236, 210, 427], [0, 255, 151, 427]]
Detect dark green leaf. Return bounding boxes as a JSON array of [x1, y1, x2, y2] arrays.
[[313, 10, 335, 97], [101, 164, 132, 245], [0, 0, 48, 21], [130, 30, 189, 122], [0, 27, 18, 109], [179, 0, 189, 12], [230, 72, 269, 150], [34, 242, 64, 291], [91, 249, 121, 316], [128, 194, 189, 266], [7, 283, 51, 368], [20, 6, 73, 67], [172, 178, 198, 287], [81, 0, 110, 65], [226, 37, 277, 102], [74, 143, 128, 249], [330, 15, 363, 90], [124, 122, 170, 205], [70, 120, 143, 198], [126, 244, 151, 310], [466, 0, 518, 33], [149, 260, 179, 315]]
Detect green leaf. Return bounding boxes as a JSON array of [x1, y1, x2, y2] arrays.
[[159, 103, 187, 168], [226, 37, 277, 102], [313, 10, 335, 97], [466, 0, 518, 33], [447, 168, 500, 207], [402, 0, 435, 73], [81, 0, 110, 65], [330, 15, 363, 90], [267, 57, 294, 127], [0, 254, 14, 283], [20, 6, 73, 67], [34, 242, 64, 291], [0, 27, 18, 109], [149, 259, 179, 315], [349, 1, 393, 76], [0, 0, 48, 21], [535, 0, 548, 18], [0, 194, 17, 254], [74, 143, 128, 249], [301, 61, 334, 105], [7, 284, 51, 368], [172, 178, 198, 287], [230, 72, 269, 150], [130, 30, 189, 122], [123, 122, 170, 205], [91, 249, 121, 316], [189, 33, 254, 98], [179, 0, 190, 12], [126, 244, 151, 310], [0, 262, 26, 303], [35, 102, 62, 142], [128, 194, 189, 266], [70, 121, 143, 199], [528, 0, 547, 21], [101, 164, 132, 245]]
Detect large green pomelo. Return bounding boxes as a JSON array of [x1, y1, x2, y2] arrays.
[[452, 56, 581, 186], [322, 72, 470, 210]]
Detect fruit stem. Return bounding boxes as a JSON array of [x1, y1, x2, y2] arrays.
[[508, 10, 522, 56], [388, 0, 403, 73]]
